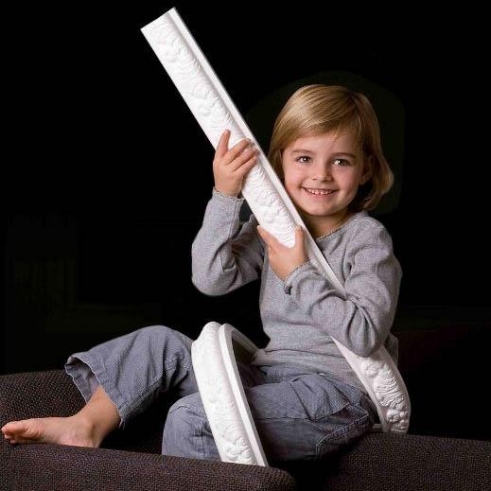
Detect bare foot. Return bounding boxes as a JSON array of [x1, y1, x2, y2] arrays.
[[1, 416, 101, 447]]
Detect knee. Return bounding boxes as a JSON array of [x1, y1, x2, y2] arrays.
[[162, 393, 219, 460], [137, 325, 193, 351], [163, 393, 207, 448]]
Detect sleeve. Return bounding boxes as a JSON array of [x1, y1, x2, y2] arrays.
[[191, 189, 264, 296], [283, 224, 402, 357]]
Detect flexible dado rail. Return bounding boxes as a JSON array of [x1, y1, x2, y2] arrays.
[[141, 7, 411, 466]]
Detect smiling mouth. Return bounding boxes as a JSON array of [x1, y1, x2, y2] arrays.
[[304, 188, 334, 195]]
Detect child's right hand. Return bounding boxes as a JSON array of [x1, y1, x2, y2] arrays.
[[213, 129, 258, 197], [257, 225, 308, 281]]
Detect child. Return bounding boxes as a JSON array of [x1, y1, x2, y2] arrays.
[[1, 84, 401, 463]]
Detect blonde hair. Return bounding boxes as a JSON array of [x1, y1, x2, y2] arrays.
[[268, 84, 394, 212]]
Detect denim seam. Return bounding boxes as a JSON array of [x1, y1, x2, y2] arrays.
[[315, 410, 371, 453]]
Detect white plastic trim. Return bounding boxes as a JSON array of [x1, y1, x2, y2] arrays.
[[191, 321, 268, 466], [141, 7, 410, 439], [140, 7, 342, 291]]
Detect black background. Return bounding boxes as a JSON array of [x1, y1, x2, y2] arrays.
[[2, 1, 490, 379]]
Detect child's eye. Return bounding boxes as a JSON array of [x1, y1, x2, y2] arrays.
[[333, 158, 350, 166], [296, 156, 311, 164]]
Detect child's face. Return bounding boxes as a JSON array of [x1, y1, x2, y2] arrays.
[[281, 130, 368, 236]]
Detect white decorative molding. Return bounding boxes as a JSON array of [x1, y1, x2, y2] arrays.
[[140, 7, 342, 290], [343, 346, 410, 433], [191, 322, 268, 466], [141, 7, 411, 455]]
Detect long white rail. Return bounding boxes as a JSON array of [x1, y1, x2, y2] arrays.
[[141, 7, 410, 441]]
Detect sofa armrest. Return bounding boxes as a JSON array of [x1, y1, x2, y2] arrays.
[[5, 444, 297, 491], [0, 370, 296, 491], [285, 432, 491, 491], [341, 433, 491, 491]]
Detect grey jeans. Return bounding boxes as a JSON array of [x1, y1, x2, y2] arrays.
[[65, 325, 376, 462]]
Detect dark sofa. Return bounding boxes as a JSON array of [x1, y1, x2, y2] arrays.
[[1, 320, 490, 491]]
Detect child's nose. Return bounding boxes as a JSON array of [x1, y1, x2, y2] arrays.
[[313, 162, 333, 181]]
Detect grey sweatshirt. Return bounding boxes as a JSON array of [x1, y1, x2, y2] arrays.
[[191, 190, 402, 391]]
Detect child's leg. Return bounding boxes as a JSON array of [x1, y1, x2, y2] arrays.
[[161, 362, 265, 460], [162, 391, 220, 460], [65, 325, 198, 425], [2, 325, 198, 447], [1, 385, 119, 447], [161, 364, 375, 462], [245, 367, 377, 462]]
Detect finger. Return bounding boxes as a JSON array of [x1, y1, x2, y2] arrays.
[[227, 147, 259, 174], [226, 138, 253, 165], [215, 129, 231, 159], [231, 152, 258, 178], [294, 225, 304, 245]]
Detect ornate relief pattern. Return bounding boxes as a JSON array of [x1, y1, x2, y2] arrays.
[[360, 358, 410, 432], [191, 322, 268, 465], [141, 8, 327, 256], [334, 340, 411, 433], [142, 8, 411, 455]]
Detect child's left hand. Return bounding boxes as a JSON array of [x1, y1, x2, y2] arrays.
[[257, 225, 308, 281]]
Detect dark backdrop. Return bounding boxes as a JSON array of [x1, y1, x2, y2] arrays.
[[2, 2, 489, 379]]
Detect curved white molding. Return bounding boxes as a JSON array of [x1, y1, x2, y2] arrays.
[[191, 321, 268, 466], [141, 7, 411, 443], [337, 343, 410, 433]]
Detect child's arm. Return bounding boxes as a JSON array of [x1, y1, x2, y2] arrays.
[[263, 221, 401, 358], [191, 131, 262, 296]]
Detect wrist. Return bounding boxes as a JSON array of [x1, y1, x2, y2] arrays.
[[213, 186, 241, 198]]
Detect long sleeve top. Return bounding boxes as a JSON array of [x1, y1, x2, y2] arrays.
[[191, 190, 402, 391]]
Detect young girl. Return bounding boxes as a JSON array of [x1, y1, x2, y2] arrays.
[[1, 84, 401, 463]]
